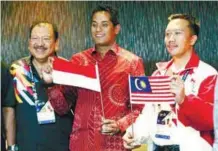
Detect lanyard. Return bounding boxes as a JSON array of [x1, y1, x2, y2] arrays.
[[29, 64, 39, 105], [181, 69, 191, 81], [164, 68, 191, 82]]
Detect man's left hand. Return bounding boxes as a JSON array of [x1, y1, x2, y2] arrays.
[[170, 75, 185, 105]]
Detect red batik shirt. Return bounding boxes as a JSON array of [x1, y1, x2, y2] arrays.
[[68, 44, 145, 151]]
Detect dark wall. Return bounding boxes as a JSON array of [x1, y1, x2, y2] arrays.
[[1, 1, 218, 75]]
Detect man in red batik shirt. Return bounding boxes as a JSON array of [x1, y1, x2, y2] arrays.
[[43, 4, 145, 151]]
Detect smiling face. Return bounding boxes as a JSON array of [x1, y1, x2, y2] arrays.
[[164, 19, 197, 58], [28, 23, 58, 62], [91, 11, 120, 47]]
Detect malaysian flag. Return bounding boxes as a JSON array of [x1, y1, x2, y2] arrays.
[[129, 76, 175, 104]]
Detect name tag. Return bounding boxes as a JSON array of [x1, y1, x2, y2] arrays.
[[155, 110, 172, 140], [155, 134, 170, 140], [35, 101, 56, 124]]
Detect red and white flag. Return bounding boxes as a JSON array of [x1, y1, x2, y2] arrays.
[[52, 58, 101, 92], [129, 76, 175, 104]]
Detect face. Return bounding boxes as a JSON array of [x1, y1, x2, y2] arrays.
[[28, 23, 57, 62], [91, 11, 120, 47], [164, 19, 197, 58]]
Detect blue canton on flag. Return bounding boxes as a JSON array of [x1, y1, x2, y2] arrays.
[[130, 76, 152, 92]]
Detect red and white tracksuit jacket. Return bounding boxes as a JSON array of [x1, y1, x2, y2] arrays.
[[127, 52, 217, 151]]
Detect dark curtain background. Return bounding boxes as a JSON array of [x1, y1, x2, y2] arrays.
[[1, 1, 218, 75]]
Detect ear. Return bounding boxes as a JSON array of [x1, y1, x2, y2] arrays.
[[54, 39, 59, 52], [114, 24, 121, 35], [190, 35, 198, 46]]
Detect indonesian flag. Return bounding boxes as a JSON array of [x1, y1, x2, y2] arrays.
[[52, 58, 101, 92]]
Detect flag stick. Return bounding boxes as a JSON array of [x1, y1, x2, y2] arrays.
[[96, 63, 105, 118], [175, 103, 179, 127], [175, 103, 180, 150], [100, 91, 105, 118], [128, 74, 134, 137]]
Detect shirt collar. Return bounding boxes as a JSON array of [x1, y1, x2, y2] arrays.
[[90, 43, 120, 56], [156, 51, 200, 72]]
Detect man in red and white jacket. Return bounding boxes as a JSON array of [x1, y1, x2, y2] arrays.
[[123, 14, 217, 151]]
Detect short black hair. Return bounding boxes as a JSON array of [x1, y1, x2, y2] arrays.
[[91, 4, 119, 26], [168, 14, 200, 37], [29, 21, 58, 41]]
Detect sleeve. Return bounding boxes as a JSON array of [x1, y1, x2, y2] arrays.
[[116, 57, 145, 132], [179, 74, 218, 131], [2, 64, 16, 108], [3, 82, 16, 107], [48, 84, 77, 115]]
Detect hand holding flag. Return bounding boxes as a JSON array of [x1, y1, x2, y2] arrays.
[[41, 57, 54, 84], [170, 75, 185, 104], [101, 117, 120, 135]]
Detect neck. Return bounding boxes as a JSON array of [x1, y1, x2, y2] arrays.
[[173, 48, 193, 70], [32, 58, 49, 77], [32, 58, 48, 68], [95, 43, 114, 57]]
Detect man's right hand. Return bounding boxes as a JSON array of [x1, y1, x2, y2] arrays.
[[122, 132, 141, 149], [41, 57, 54, 84]]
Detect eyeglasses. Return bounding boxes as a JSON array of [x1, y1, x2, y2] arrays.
[[30, 36, 52, 43]]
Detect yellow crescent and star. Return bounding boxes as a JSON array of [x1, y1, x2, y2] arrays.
[[135, 78, 147, 90]]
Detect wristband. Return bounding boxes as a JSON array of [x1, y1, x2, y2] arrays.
[[7, 144, 18, 151]]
